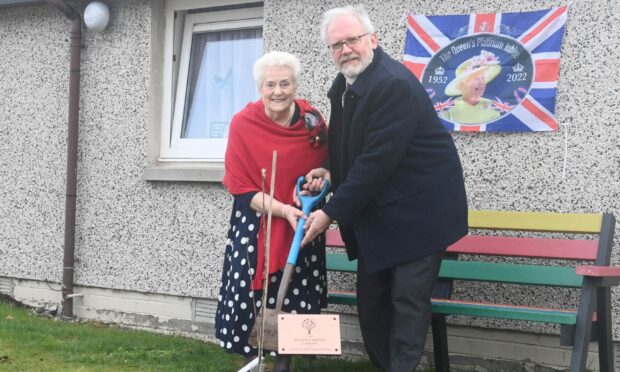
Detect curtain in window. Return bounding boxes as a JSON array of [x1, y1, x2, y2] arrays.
[[182, 28, 262, 139]]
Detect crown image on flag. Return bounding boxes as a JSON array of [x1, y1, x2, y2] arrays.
[[512, 62, 525, 72]]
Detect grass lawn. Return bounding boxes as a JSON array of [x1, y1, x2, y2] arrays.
[[0, 298, 381, 371]]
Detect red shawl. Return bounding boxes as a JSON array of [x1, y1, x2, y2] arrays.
[[222, 99, 328, 289]]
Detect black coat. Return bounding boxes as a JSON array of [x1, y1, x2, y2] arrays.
[[322, 47, 468, 273]]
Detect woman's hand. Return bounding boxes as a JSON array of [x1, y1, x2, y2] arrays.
[[249, 193, 304, 230], [281, 204, 305, 230]]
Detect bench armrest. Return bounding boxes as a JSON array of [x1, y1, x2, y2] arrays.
[[576, 266, 620, 277], [576, 266, 620, 286]]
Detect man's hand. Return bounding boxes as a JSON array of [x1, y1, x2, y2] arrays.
[[301, 209, 333, 246], [295, 168, 331, 207], [304, 168, 331, 192]]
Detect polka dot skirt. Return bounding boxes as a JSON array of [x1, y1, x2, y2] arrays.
[[215, 193, 327, 357]]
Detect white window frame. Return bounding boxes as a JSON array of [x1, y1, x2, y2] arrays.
[[160, 1, 263, 161]]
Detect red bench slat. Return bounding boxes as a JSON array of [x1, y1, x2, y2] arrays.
[[326, 229, 345, 247], [328, 230, 598, 261], [447, 235, 598, 260]]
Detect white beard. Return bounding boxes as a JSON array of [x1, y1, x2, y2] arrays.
[[338, 50, 374, 79]]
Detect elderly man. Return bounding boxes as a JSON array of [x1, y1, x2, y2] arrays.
[[301, 5, 468, 371]]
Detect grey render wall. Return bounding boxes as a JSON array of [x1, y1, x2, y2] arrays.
[[0, 0, 619, 340], [0, 0, 231, 298]]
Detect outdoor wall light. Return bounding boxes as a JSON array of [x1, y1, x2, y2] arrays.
[[84, 1, 109, 32]]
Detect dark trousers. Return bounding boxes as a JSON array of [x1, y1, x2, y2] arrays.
[[356, 249, 444, 372]]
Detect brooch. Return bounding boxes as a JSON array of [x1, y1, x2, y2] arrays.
[[304, 110, 327, 149]]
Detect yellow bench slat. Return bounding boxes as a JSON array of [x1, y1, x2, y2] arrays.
[[468, 210, 602, 233]]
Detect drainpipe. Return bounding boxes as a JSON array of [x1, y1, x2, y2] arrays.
[[45, 0, 82, 319]]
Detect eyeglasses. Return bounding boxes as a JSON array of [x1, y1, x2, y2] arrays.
[[327, 33, 369, 53]]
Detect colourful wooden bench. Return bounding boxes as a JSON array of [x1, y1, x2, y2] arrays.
[[325, 210, 619, 372]]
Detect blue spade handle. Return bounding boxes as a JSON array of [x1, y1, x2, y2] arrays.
[[286, 176, 330, 265]]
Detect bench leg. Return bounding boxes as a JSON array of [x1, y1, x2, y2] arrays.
[[569, 279, 596, 372], [596, 287, 613, 372], [431, 314, 449, 372]]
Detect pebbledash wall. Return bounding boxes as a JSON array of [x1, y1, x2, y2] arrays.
[[1, 0, 619, 370]]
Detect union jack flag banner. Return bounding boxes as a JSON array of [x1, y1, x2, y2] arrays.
[[404, 6, 568, 132]]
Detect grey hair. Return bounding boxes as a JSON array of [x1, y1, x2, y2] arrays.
[[320, 4, 376, 45], [253, 51, 301, 87]]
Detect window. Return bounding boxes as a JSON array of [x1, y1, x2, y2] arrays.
[[160, 1, 263, 161]]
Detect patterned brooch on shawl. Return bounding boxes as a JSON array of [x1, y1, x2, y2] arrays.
[[304, 110, 327, 149]]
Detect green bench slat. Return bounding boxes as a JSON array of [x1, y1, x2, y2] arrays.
[[469, 210, 603, 233], [327, 291, 357, 306], [327, 253, 583, 288], [439, 260, 583, 287], [326, 253, 357, 272], [431, 299, 578, 325], [327, 292, 578, 325]]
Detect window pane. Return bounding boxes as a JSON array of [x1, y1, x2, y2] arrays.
[[182, 28, 262, 139]]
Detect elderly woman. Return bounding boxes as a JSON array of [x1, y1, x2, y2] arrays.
[[441, 50, 502, 124], [215, 51, 328, 371]]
